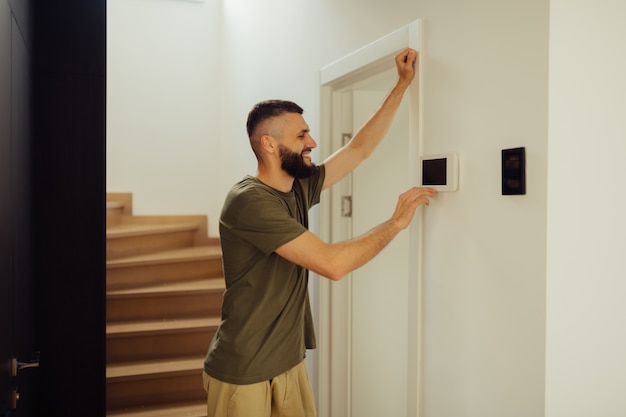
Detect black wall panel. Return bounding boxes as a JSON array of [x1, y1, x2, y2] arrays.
[[32, 0, 106, 414]]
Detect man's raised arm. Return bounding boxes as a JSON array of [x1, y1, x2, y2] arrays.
[[322, 47, 418, 190]]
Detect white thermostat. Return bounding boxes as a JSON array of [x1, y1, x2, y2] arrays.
[[420, 152, 459, 191]]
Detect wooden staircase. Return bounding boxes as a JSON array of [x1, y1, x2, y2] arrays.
[[106, 193, 224, 416]]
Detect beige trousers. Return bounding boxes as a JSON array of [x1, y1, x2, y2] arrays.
[[203, 361, 317, 417]]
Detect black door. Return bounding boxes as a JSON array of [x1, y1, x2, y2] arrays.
[[1, 0, 37, 414], [1, 0, 13, 410], [1, 0, 106, 415]]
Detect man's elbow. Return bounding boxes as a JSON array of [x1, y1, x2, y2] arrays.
[[323, 271, 344, 282], [307, 244, 351, 281], [317, 260, 349, 281]]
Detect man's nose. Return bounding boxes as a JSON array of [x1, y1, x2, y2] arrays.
[[307, 135, 317, 149]]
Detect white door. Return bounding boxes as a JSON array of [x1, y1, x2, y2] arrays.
[[317, 21, 423, 417], [351, 75, 411, 417]]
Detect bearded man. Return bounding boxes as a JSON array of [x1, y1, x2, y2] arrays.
[[203, 48, 435, 417]]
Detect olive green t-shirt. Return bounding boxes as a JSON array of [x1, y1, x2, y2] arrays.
[[204, 165, 325, 385]]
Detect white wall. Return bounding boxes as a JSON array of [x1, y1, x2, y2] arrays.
[[107, 0, 222, 231], [108, 0, 550, 416], [416, 2, 548, 416], [546, 1, 626, 416]]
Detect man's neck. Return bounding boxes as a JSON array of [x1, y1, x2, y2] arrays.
[[255, 167, 294, 193]]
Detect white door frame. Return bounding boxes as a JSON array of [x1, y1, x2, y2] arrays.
[[316, 20, 424, 417]]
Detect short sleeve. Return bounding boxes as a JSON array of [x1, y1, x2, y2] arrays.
[[220, 188, 307, 255]]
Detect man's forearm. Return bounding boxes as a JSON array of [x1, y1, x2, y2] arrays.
[[275, 186, 433, 282], [348, 80, 411, 159], [349, 48, 416, 157], [325, 218, 404, 280]]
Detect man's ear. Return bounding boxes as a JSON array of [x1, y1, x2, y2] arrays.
[[260, 134, 276, 153]]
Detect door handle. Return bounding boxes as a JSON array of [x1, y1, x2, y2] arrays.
[[10, 352, 40, 377], [341, 195, 352, 218]]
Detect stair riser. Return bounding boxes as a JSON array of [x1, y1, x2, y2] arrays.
[[107, 230, 196, 261], [107, 260, 223, 290], [107, 292, 223, 322], [106, 206, 123, 227], [107, 328, 217, 363], [106, 372, 206, 411]]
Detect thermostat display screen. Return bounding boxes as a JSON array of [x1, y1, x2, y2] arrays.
[[420, 152, 458, 191], [422, 158, 447, 186]]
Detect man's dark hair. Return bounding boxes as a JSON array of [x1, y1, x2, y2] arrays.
[[246, 100, 303, 139]]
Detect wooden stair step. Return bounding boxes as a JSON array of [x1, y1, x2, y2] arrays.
[[107, 279, 224, 320], [106, 223, 199, 260], [106, 401, 206, 417], [107, 278, 225, 321], [108, 278, 224, 296], [107, 246, 223, 290], [107, 356, 204, 380], [107, 245, 222, 268], [106, 357, 206, 411], [107, 317, 220, 363], [106, 223, 199, 238], [107, 317, 221, 337]]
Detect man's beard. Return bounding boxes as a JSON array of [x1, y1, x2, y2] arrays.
[[278, 145, 317, 179]]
